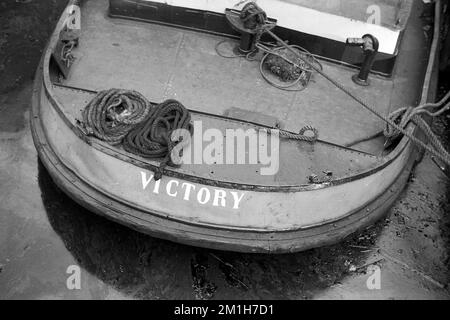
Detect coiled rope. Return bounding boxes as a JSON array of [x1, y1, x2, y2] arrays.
[[81, 90, 193, 180], [81, 89, 151, 145], [81, 88, 316, 179], [214, 39, 320, 140], [123, 99, 193, 180], [214, 24, 321, 91], [257, 42, 322, 91]]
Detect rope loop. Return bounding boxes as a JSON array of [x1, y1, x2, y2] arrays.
[[298, 125, 319, 141], [275, 125, 319, 143]]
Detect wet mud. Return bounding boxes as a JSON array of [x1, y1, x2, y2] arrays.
[[0, 0, 449, 299]]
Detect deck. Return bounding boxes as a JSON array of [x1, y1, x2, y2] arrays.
[[62, 0, 395, 154]]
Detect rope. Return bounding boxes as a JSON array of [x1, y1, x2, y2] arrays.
[[81, 89, 151, 145], [263, 29, 450, 167], [257, 42, 322, 91], [61, 40, 76, 68], [345, 91, 450, 149], [271, 125, 319, 142], [231, 2, 449, 165], [216, 3, 318, 91], [239, 2, 267, 30], [214, 40, 320, 91], [123, 99, 193, 180], [214, 40, 258, 60], [384, 90, 450, 155], [385, 90, 450, 139]]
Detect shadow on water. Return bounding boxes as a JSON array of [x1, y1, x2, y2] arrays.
[[37, 161, 387, 300]]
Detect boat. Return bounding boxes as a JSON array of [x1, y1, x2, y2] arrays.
[[31, 0, 446, 253]]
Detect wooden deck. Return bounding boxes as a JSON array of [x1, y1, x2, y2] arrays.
[[63, 0, 396, 154]]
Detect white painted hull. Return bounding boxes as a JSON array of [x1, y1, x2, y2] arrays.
[[30, 0, 439, 252]]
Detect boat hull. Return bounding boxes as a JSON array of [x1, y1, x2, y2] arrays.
[[31, 65, 421, 253], [29, 0, 439, 253]]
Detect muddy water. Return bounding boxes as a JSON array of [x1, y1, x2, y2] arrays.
[[0, 0, 449, 299]]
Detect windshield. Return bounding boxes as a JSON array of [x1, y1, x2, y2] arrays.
[[279, 0, 411, 29]]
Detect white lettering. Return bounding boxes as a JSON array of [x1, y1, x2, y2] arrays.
[[153, 178, 161, 194], [181, 182, 196, 201], [212, 189, 227, 207], [140, 172, 245, 210], [230, 191, 245, 209], [141, 171, 153, 190], [197, 187, 211, 205], [166, 180, 179, 197]]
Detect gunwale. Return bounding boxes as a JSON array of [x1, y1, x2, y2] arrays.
[[39, 0, 437, 192], [29, 0, 441, 252]]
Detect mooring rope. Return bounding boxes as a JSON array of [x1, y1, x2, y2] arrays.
[[79, 2, 449, 182], [261, 25, 450, 167], [239, 2, 268, 29], [228, 2, 450, 166], [385, 91, 450, 139], [270, 28, 450, 166], [384, 91, 450, 158], [123, 99, 193, 180], [81, 89, 151, 145]]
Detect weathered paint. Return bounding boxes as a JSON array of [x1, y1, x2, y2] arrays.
[[28, 0, 440, 252], [3, 0, 448, 300], [40, 80, 411, 231]]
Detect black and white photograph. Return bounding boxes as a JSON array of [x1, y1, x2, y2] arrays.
[[0, 0, 449, 306]]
